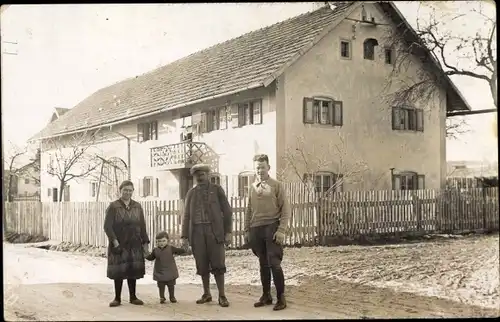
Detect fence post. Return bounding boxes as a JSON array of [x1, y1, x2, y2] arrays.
[[316, 195, 322, 245], [413, 193, 421, 232], [482, 188, 487, 231]]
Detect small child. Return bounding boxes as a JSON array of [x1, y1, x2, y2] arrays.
[[146, 231, 186, 303]]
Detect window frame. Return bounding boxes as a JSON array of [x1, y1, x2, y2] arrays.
[[303, 171, 344, 194], [137, 120, 158, 142], [392, 171, 425, 191], [238, 172, 255, 197], [90, 181, 98, 198], [209, 173, 221, 185], [24, 178, 30, 184], [363, 38, 379, 60], [340, 39, 352, 59], [384, 47, 393, 65], [392, 106, 424, 132], [236, 99, 263, 128], [303, 97, 343, 127]]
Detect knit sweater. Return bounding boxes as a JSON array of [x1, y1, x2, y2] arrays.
[[244, 177, 290, 234]]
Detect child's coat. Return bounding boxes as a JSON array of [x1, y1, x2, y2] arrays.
[[146, 245, 185, 282]]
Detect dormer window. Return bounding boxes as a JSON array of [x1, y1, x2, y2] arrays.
[[363, 38, 379, 60]]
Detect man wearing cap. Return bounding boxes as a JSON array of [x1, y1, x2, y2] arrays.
[[181, 164, 233, 307]]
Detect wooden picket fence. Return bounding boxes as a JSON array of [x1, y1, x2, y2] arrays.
[[4, 187, 499, 248]]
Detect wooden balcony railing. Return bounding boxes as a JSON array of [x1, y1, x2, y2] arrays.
[[150, 141, 208, 169]]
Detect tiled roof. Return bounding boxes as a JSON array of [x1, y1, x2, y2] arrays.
[[33, 4, 354, 140], [55, 107, 70, 117]]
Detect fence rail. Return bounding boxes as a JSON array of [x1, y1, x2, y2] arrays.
[[4, 186, 499, 248]]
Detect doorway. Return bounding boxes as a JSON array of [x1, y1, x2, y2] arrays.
[[179, 168, 193, 200]]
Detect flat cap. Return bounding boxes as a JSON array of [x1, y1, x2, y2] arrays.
[[190, 163, 211, 175]]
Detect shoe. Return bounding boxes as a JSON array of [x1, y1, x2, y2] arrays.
[[273, 295, 287, 311], [254, 293, 273, 307], [218, 296, 229, 307], [109, 299, 121, 307], [160, 298, 166, 304], [196, 294, 212, 304], [170, 297, 177, 303], [130, 298, 144, 305]]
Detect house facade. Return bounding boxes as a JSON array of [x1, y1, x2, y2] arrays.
[[33, 2, 471, 202]]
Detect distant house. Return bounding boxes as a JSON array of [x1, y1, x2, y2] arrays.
[[4, 161, 41, 201], [48, 107, 70, 124], [31, 2, 472, 202], [447, 161, 498, 188]]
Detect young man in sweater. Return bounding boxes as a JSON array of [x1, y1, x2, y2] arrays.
[[244, 154, 290, 311]]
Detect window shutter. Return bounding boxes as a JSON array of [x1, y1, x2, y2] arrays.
[[392, 174, 401, 190], [392, 107, 400, 130], [138, 178, 144, 197], [220, 107, 228, 130], [153, 178, 159, 197], [230, 104, 239, 128], [303, 97, 314, 124], [417, 175, 425, 190], [238, 104, 245, 127], [137, 124, 144, 142], [206, 111, 213, 132], [253, 100, 262, 124], [152, 121, 158, 140], [192, 112, 202, 135], [333, 101, 343, 126], [416, 109, 424, 132], [199, 112, 208, 134]]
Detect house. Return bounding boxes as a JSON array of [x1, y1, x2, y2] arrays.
[[30, 2, 471, 202], [48, 107, 70, 124], [4, 161, 41, 201]]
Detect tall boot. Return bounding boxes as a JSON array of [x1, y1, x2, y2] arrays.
[[110, 279, 123, 307], [127, 279, 144, 305], [271, 266, 286, 311], [254, 266, 273, 307]]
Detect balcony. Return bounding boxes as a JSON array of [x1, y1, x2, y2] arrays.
[[150, 142, 209, 170]]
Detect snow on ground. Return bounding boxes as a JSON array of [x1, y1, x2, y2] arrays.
[[4, 234, 499, 310]]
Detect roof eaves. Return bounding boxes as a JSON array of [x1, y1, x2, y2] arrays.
[[262, 2, 362, 87], [385, 2, 472, 112]]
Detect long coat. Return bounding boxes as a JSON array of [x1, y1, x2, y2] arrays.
[[146, 246, 185, 282], [104, 199, 150, 280], [181, 183, 232, 244]]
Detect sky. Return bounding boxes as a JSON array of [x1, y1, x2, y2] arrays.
[[1, 2, 497, 167]]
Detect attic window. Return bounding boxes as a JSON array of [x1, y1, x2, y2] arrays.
[[363, 38, 378, 60]]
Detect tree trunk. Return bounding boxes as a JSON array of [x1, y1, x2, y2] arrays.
[[59, 181, 65, 202], [489, 77, 497, 109], [7, 174, 14, 202]]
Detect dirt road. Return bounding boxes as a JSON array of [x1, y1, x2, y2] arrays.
[[4, 235, 500, 320]]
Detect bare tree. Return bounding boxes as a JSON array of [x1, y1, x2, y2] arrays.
[[381, 1, 496, 136], [3, 142, 27, 202], [44, 130, 103, 202], [280, 132, 375, 195]]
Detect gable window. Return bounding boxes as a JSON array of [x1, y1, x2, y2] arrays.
[[137, 121, 158, 142], [340, 40, 351, 59], [303, 97, 343, 126], [363, 38, 379, 60], [392, 107, 424, 132], [392, 172, 425, 190], [384, 48, 393, 65], [24, 178, 30, 184], [304, 172, 344, 194], [238, 172, 255, 197]]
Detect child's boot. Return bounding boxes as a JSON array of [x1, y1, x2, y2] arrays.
[[168, 284, 177, 303], [158, 282, 166, 304]]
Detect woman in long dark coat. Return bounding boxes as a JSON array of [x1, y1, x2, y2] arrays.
[[104, 180, 150, 307]]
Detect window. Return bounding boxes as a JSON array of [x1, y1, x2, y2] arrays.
[[304, 172, 344, 194], [303, 97, 343, 126], [140, 177, 159, 197], [24, 178, 30, 184], [384, 48, 393, 64], [363, 38, 379, 60], [229, 99, 262, 128], [238, 173, 255, 197], [181, 113, 192, 128], [47, 188, 52, 197], [137, 121, 158, 142], [340, 40, 351, 59], [392, 172, 425, 190], [90, 182, 98, 197], [392, 107, 424, 132], [209, 174, 221, 185], [206, 107, 229, 132]]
